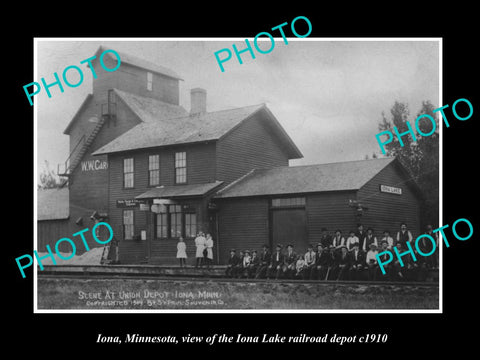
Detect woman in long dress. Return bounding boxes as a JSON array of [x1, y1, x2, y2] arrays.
[[205, 233, 214, 269], [176, 237, 187, 268], [194, 232, 206, 268]]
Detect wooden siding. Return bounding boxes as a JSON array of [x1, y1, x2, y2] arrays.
[[357, 161, 422, 238], [92, 57, 179, 105], [216, 197, 270, 264], [306, 191, 359, 243], [108, 144, 216, 264], [216, 112, 290, 185], [37, 219, 70, 252]]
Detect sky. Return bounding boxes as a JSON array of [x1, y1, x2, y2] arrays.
[[35, 39, 440, 179]]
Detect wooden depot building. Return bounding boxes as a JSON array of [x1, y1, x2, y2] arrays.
[[42, 46, 423, 265]]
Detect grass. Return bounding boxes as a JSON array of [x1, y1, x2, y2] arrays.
[[37, 278, 439, 310]]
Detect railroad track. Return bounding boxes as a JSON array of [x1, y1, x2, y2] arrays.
[[38, 273, 439, 287]]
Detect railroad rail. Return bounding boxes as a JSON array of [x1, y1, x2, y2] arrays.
[[37, 265, 439, 287]]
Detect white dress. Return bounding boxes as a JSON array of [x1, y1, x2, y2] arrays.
[[177, 241, 187, 259], [195, 236, 206, 258], [205, 238, 214, 259]]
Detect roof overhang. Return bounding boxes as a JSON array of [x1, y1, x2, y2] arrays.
[[135, 181, 224, 200]]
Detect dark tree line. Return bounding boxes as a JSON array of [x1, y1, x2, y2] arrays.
[[377, 100, 439, 226]]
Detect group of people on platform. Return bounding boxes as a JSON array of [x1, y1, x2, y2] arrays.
[[225, 223, 439, 282], [176, 232, 215, 269]]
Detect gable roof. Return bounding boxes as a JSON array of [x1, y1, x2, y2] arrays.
[[92, 103, 302, 159], [94, 46, 183, 81], [215, 158, 397, 198], [37, 188, 69, 220]]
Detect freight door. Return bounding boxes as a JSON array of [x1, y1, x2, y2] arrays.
[[272, 208, 308, 254]]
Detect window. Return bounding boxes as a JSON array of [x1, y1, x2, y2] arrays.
[[170, 205, 182, 238], [123, 210, 134, 240], [147, 72, 153, 91], [271, 197, 306, 208], [154, 205, 197, 239], [156, 207, 168, 239], [175, 152, 187, 184], [185, 212, 197, 238], [148, 154, 160, 186], [123, 158, 134, 188]]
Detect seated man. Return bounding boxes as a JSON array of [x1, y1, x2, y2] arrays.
[[303, 244, 316, 280], [315, 244, 334, 280], [225, 249, 239, 278], [282, 244, 297, 279], [377, 240, 392, 280], [365, 243, 379, 281], [255, 244, 271, 279], [267, 244, 284, 280], [234, 250, 245, 278], [248, 250, 260, 278], [333, 245, 351, 281], [348, 242, 366, 281]]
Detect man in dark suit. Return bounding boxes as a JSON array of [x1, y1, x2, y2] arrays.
[[267, 244, 284, 280], [320, 227, 333, 248], [356, 223, 367, 252], [349, 242, 366, 280], [315, 243, 334, 280], [282, 244, 297, 279], [333, 245, 351, 280], [225, 249, 239, 278], [255, 244, 271, 279]]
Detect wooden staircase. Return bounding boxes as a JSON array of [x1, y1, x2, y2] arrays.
[[58, 117, 106, 185]]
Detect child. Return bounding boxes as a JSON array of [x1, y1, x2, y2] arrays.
[[205, 233, 214, 270], [194, 232, 206, 268], [176, 237, 187, 267], [295, 255, 306, 279]]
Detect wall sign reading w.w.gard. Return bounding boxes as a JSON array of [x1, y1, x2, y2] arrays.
[[81, 160, 108, 171], [379, 184, 402, 195]]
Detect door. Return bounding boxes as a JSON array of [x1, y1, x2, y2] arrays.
[[272, 208, 308, 254]]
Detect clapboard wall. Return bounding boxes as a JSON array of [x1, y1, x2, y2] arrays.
[[357, 161, 423, 238], [216, 112, 290, 185]]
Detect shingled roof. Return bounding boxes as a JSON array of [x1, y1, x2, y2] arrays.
[[37, 188, 69, 220], [93, 103, 302, 158], [114, 88, 188, 122], [215, 157, 398, 198]]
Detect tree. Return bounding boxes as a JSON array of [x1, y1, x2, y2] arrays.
[[38, 160, 63, 189], [378, 100, 439, 226]]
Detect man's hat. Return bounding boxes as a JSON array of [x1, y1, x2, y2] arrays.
[[287, 244, 293, 248], [369, 243, 377, 249], [316, 243, 323, 248], [380, 239, 388, 245], [252, 250, 257, 253], [367, 227, 374, 232], [245, 249, 250, 253], [383, 229, 390, 234], [230, 248, 236, 252], [335, 229, 342, 233], [339, 245, 348, 250], [276, 244, 283, 248]]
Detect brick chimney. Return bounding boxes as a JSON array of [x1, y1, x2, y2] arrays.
[[190, 88, 207, 114]]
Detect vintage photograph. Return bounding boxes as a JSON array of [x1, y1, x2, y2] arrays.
[[35, 39, 440, 311]]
